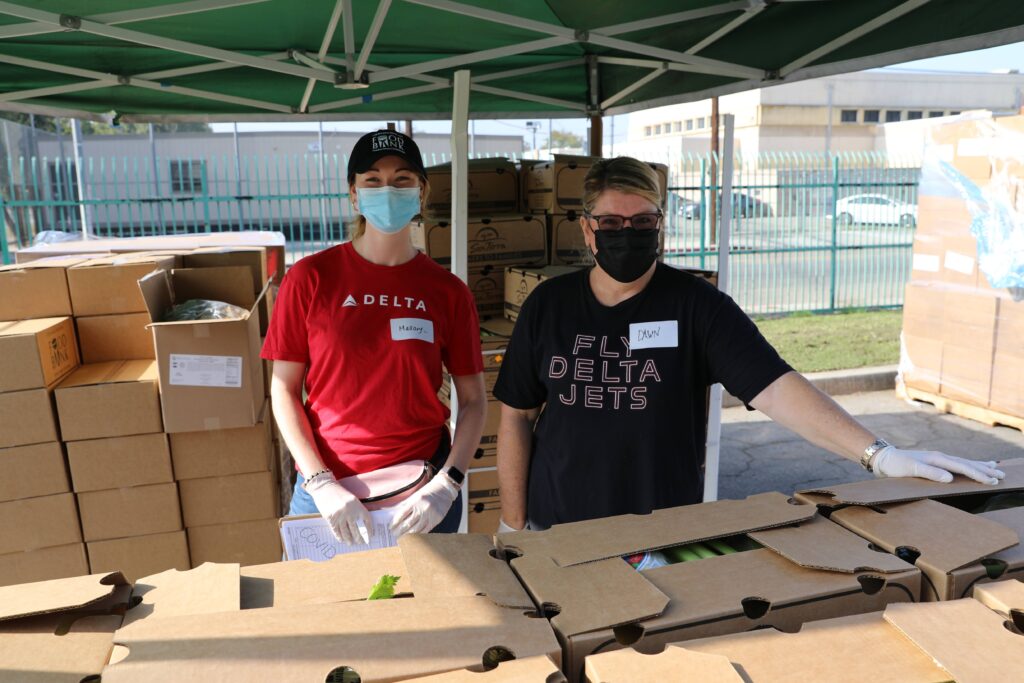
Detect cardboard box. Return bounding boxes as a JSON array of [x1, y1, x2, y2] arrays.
[[169, 402, 272, 480], [404, 656, 566, 682], [67, 433, 173, 492], [899, 333, 942, 395], [184, 246, 272, 334], [76, 312, 155, 363], [87, 530, 190, 583], [0, 255, 93, 320], [469, 265, 505, 318], [68, 253, 178, 316], [441, 389, 503, 469], [412, 214, 548, 268], [990, 350, 1024, 416], [140, 266, 267, 433], [0, 493, 82, 554], [0, 442, 69, 502], [995, 296, 1024, 358], [55, 360, 162, 441], [101, 534, 560, 683], [0, 572, 131, 679], [0, 317, 79, 392], [940, 343, 992, 405], [187, 518, 282, 568], [526, 155, 668, 213], [549, 212, 591, 265], [425, 158, 520, 216], [77, 482, 182, 542], [797, 463, 1024, 601], [0, 387, 59, 449], [496, 493, 919, 681], [0, 543, 89, 588], [178, 471, 278, 528], [505, 265, 581, 321], [468, 468, 501, 534], [585, 647, 742, 682]]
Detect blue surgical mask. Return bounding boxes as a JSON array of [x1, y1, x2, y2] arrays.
[[357, 186, 421, 234]]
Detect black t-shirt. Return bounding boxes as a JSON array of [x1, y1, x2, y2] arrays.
[[493, 263, 793, 528]]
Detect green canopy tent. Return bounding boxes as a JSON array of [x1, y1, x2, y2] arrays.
[[2, 0, 1023, 503]]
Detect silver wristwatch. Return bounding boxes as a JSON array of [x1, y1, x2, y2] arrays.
[[861, 439, 891, 473]]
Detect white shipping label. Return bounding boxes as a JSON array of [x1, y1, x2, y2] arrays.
[[169, 354, 243, 388], [944, 250, 975, 275], [912, 253, 940, 273], [390, 318, 435, 343], [629, 320, 678, 350]]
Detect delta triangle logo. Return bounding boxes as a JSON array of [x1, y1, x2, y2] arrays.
[[342, 295, 358, 307]]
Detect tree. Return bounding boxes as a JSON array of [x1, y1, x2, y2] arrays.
[[544, 129, 583, 150]]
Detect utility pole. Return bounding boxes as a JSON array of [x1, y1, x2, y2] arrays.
[[709, 96, 719, 245]]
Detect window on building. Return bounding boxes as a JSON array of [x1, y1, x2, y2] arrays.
[[928, 111, 945, 118], [863, 110, 880, 123], [644, 126, 652, 136], [686, 119, 694, 131], [697, 117, 705, 128], [907, 111, 923, 120], [950, 111, 961, 116], [170, 160, 205, 194], [885, 111, 902, 123], [840, 109, 858, 123], [654, 124, 662, 135], [673, 121, 682, 133]]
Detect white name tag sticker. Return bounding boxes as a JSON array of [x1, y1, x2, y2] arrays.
[[629, 320, 678, 350], [169, 354, 242, 388], [390, 318, 435, 343]]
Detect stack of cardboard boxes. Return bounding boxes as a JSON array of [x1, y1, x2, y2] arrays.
[[0, 245, 283, 585], [900, 112, 1024, 424]]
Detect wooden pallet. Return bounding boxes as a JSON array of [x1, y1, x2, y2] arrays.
[[897, 382, 1024, 433]]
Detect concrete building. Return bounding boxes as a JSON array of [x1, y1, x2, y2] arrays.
[[618, 70, 1024, 162]]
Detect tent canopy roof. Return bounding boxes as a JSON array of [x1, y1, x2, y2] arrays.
[[0, 0, 1022, 122]]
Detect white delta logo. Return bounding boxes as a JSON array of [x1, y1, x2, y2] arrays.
[[342, 293, 427, 312]]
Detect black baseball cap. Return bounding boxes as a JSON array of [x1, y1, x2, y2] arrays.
[[347, 129, 427, 182]]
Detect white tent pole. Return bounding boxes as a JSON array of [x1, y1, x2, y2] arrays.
[[450, 69, 470, 532], [70, 118, 90, 239], [703, 113, 734, 503]]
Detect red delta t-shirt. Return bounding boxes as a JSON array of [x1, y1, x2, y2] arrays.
[[261, 242, 483, 477]]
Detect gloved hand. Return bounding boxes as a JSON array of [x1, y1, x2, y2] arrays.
[[390, 472, 460, 537], [497, 518, 528, 533], [304, 474, 374, 546], [872, 447, 1005, 485]]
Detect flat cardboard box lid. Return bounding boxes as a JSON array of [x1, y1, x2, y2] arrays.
[[584, 647, 743, 682], [71, 253, 173, 268], [103, 596, 560, 683], [830, 498, 1020, 572], [749, 514, 916, 573], [800, 460, 1024, 505], [972, 579, 1024, 622], [0, 255, 95, 271], [0, 317, 69, 337], [57, 359, 158, 389], [400, 656, 564, 682], [498, 492, 814, 568], [885, 598, 1024, 681], [122, 564, 241, 628], [0, 572, 129, 622]]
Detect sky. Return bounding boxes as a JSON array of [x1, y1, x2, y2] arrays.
[[211, 41, 1024, 147]]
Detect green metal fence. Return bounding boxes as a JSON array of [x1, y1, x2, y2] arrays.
[[1, 149, 919, 315]]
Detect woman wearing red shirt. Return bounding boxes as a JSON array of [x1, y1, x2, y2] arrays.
[[262, 130, 486, 545]]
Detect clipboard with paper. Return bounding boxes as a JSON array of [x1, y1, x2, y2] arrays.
[[279, 508, 400, 561]]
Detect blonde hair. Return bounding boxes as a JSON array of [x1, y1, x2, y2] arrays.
[[348, 178, 431, 240], [582, 157, 662, 214]]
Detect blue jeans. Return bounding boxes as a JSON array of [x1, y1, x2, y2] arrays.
[[291, 472, 464, 534]]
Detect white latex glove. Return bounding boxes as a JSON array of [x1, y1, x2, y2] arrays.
[[304, 475, 374, 546], [497, 518, 528, 533], [872, 447, 1005, 485], [390, 472, 460, 537]]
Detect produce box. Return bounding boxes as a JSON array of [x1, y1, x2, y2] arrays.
[[0, 255, 96, 320], [525, 155, 667, 214], [0, 388, 59, 449], [77, 482, 182, 543], [0, 543, 89, 588], [0, 317, 79, 392], [169, 400, 273, 480], [188, 518, 282, 568], [425, 158, 520, 216], [178, 471, 278, 528], [468, 467, 501, 534], [68, 253, 179, 316], [796, 459, 1024, 600], [55, 360, 162, 441], [86, 530, 190, 583], [76, 312, 155, 363], [0, 442, 69, 502], [67, 433, 173, 492], [412, 214, 548, 268], [504, 265, 581, 321], [496, 493, 919, 682], [0, 492, 82, 555]]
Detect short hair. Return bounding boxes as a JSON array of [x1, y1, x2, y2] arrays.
[[582, 157, 662, 214]]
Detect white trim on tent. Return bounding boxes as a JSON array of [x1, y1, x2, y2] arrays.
[[354, 0, 393, 81], [298, 0, 346, 113], [600, 67, 666, 110], [685, 2, 768, 55]]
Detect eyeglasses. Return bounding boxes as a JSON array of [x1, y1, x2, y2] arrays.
[[584, 212, 663, 231]]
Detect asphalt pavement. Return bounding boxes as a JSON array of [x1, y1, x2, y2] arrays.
[[717, 389, 1024, 500]]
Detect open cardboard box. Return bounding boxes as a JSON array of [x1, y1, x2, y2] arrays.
[[795, 459, 1024, 600], [101, 534, 561, 683], [398, 655, 566, 682], [496, 492, 920, 682], [0, 572, 131, 682], [139, 265, 268, 433]]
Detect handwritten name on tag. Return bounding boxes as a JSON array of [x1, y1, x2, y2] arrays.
[[629, 320, 678, 350], [390, 318, 435, 343]]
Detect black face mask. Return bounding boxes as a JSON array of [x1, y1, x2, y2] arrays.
[[592, 228, 660, 283]]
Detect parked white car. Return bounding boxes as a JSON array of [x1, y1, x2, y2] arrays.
[[834, 193, 917, 228]]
